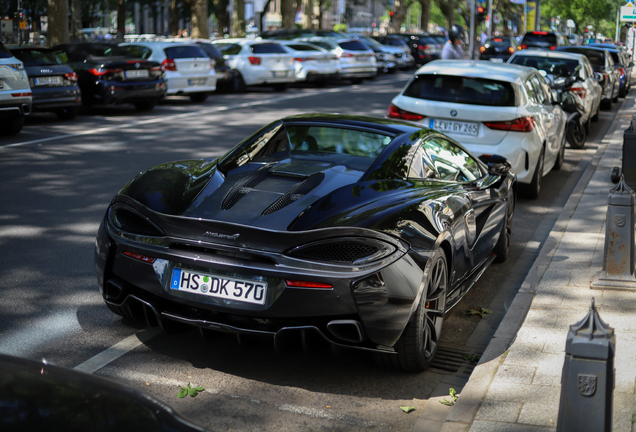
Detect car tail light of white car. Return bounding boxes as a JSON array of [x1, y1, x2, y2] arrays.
[[248, 56, 261, 65], [484, 117, 535, 132], [570, 83, 587, 99], [161, 59, 177, 71], [386, 103, 424, 121], [339, 52, 355, 58]]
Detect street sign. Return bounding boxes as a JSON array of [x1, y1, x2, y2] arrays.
[[19, 21, 26, 29], [621, 5, 636, 22]]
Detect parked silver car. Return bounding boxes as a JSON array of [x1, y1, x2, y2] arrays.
[[0, 41, 31, 136], [298, 38, 376, 84]]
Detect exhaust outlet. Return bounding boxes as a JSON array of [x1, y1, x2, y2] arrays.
[[326, 320, 365, 343]]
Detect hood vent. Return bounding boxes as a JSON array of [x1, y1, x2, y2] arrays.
[[262, 172, 325, 215], [221, 166, 270, 210]]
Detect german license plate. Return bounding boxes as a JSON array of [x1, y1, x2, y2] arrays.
[[125, 69, 149, 78], [188, 78, 207, 85], [356, 55, 370, 61], [34, 76, 62, 86], [429, 119, 479, 136], [272, 71, 287, 78], [490, 58, 504, 63], [171, 268, 267, 305]]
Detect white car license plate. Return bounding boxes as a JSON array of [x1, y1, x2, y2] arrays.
[[34, 76, 62, 86], [429, 119, 479, 136], [272, 71, 287, 78], [188, 78, 207, 85], [125, 69, 149, 78], [356, 55, 370, 61], [490, 58, 504, 63], [171, 268, 267, 305]]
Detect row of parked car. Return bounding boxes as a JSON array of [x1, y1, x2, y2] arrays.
[[388, 37, 632, 199], [0, 33, 421, 137]]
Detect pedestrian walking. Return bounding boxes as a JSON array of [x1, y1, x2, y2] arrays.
[[441, 25, 466, 59]]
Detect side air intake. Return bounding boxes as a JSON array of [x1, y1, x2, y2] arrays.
[[221, 166, 270, 210], [262, 172, 325, 215]]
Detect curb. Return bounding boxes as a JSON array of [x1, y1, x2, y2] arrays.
[[439, 97, 632, 432]]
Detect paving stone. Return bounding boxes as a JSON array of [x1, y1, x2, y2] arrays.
[[504, 351, 563, 375], [531, 292, 564, 307], [522, 308, 558, 327], [492, 365, 536, 385], [474, 400, 522, 422], [518, 402, 559, 428], [532, 371, 561, 386], [468, 420, 553, 432], [484, 381, 561, 405]]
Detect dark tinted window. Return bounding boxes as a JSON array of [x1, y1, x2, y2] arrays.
[[287, 44, 320, 51], [339, 40, 370, 51], [560, 48, 605, 66], [124, 45, 152, 59], [0, 41, 13, 58], [509, 55, 579, 76], [404, 74, 516, 106], [87, 45, 137, 57], [309, 41, 335, 50], [196, 42, 223, 59], [9, 49, 64, 66], [608, 51, 621, 64], [164, 45, 207, 59], [522, 32, 558, 45], [486, 38, 512, 47], [251, 43, 287, 54], [214, 43, 242, 55]]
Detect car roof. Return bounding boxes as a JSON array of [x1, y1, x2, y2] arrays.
[[510, 49, 587, 61], [214, 38, 284, 45], [121, 41, 200, 48], [415, 60, 536, 84], [280, 113, 423, 135], [588, 43, 621, 52]]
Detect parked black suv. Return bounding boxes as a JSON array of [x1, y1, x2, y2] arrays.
[[519, 31, 569, 50]]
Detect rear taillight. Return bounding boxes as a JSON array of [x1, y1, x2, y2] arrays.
[[479, 46, 486, 53], [533, 31, 548, 35], [570, 84, 586, 99], [88, 68, 123, 76], [127, 60, 146, 64], [161, 58, 177, 71], [508, 47, 515, 53], [11, 92, 31, 97], [123, 251, 156, 264], [285, 280, 333, 289], [248, 56, 261, 65], [484, 117, 535, 132], [549, 46, 556, 50], [386, 103, 424, 121], [618, 67, 625, 78], [64, 72, 78, 81], [339, 52, 354, 58], [419, 44, 433, 54], [520, 44, 528, 49]]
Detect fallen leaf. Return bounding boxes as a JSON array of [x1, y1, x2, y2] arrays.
[[146, 382, 150, 386], [326, 406, 331, 408], [400, 406, 415, 413]]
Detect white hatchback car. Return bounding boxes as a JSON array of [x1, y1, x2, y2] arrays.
[[388, 60, 567, 199], [0, 41, 31, 136], [120, 41, 216, 102], [298, 38, 377, 84], [211, 39, 295, 91], [280, 41, 340, 86]]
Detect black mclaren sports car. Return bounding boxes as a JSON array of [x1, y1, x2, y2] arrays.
[[95, 114, 516, 372]]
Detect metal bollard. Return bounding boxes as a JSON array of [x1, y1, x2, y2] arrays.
[[591, 175, 636, 290], [622, 114, 636, 189], [556, 299, 615, 432]]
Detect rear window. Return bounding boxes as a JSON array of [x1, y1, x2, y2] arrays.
[[287, 44, 320, 51], [214, 43, 242, 56], [608, 51, 620, 64], [339, 40, 369, 51], [561, 48, 605, 66], [251, 43, 287, 54], [486, 38, 512, 47], [522, 32, 557, 45], [196, 43, 223, 59], [10, 49, 64, 66], [164, 45, 207, 59], [404, 74, 516, 107], [86, 45, 137, 57], [509, 55, 579, 76]]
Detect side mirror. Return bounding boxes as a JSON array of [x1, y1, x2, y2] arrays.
[[594, 72, 604, 82], [486, 154, 512, 176], [551, 89, 561, 104]]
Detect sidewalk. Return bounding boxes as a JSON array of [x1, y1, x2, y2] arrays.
[[426, 94, 636, 432]]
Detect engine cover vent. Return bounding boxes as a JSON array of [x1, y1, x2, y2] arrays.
[[262, 172, 325, 215], [221, 167, 270, 210]]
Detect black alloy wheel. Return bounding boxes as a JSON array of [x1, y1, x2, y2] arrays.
[[232, 72, 246, 93], [3, 115, 25, 136], [55, 107, 79, 121], [375, 248, 448, 372], [567, 120, 586, 149], [493, 190, 514, 263]]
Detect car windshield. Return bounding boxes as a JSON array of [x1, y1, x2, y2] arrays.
[[561, 48, 605, 66], [403, 74, 516, 106], [219, 124, 392, 172], [509, 55, 579, 76], [9, 49, 64, 66]]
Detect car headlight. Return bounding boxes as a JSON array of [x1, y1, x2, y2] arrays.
[[286, 238, 396, 265]]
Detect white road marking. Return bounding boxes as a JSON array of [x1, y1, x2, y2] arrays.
[[73, 327, 162, 373]]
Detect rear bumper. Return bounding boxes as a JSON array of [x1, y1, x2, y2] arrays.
[[0, 99, 31, 117], [165, 73, 217, 95], [31, 87, 82, 111], [85, 80, 167, 105]]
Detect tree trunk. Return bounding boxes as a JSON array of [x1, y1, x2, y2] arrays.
[[436, 0, 455, 28], [69, 0, 82, 41], [419, 0, 430, 33], [170, 0, 179, 36], [211, 0, 230, 36], [232, 0, 245, 37], [190, 0, 209, 37], [281, 0, 296, 28], [47, 0, 69, 46], [391, 0, 413, 33], [117, 0, 126, 38], [260, 0, 273, 31]]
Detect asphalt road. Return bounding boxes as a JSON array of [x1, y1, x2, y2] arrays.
[[0, 71, 623, 431]]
